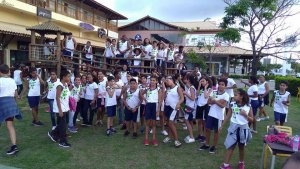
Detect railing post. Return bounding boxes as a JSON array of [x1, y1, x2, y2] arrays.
[[141, 58, 144, 74], [56, 32, 61, 77], [103, 56, 107, 70]]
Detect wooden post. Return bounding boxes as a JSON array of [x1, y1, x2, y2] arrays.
[[30, 31, 36, 67], [103, 56, 107, 70], [31, 31, 36, 44], [141, 58, 144, 74], [56, 32, 61, 77]]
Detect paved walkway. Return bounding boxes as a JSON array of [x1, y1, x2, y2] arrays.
[[0, 164, 20, 169]]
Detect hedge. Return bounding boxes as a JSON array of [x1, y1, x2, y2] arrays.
[[274, 77, 300, 96], [229, 75, 279, 81]]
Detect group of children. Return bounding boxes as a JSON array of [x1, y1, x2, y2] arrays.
[[1, 62, 292, 169]]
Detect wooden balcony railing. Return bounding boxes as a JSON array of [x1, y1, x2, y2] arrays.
[[19, 0, 118, 32]]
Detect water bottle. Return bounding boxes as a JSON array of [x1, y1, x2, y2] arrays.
[[293, 135, 299, 152]]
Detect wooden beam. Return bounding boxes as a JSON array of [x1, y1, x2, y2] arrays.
[[56, 32, 61, 77]]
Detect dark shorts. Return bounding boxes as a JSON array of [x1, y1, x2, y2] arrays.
[[258, 94, 270, 107], [156, 59, 165, 67], [5, 117, 14, 121], [250, 100, 259, 116], [184, 112, 193, 121], [124, 107, 138, 122], [145, 103, 157, 120], [27, 96, 40, 108], [164, 105, 177, 121], [107, 105, 116, 117], [206, 116, 221, 132], [139, 104, 145, 117], [274, 111, 286, 124], [97, 98, 105, 108], [196, 105, 209, 120]]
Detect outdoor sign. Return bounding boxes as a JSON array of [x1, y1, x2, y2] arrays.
[[98, 28, 106, 38], [79, 22, 95, 31], [37, 7, 51, 19]]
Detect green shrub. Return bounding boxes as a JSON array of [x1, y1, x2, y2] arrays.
[[228, 74, 278, 80], [274, 77, 300, 96]]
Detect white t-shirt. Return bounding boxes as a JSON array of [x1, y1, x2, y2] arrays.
[[146, 87, 160, 103], [84, 82, 98, 100], [167, 49, 175, 61], [80, 84, 85, 99], [28, 78, 41, 96], [70, 85, 81, 102], [126, 88, 140, 109], [165, 86, 180, 109], [208, 91, 229, 120], [120, 71, 128, 85], [258, 82, 267, 95], [105, 43, 113, 58], [157, 49, 165, 60], [225, 78, 236, 97], [197, 88, 210, 106], [274, 90, 290, 114], [247, 85, 258, 101], [230, 102, 251, 125], [133, 54, 141, 66], [106, 87, 117, 106], [0, 77, 17, 97], [47, 79, 60, 99], [98, 79, 107, 98], [185, 86, 196, 109], [144, 44, 153, 59], [115, 79, 124, 97], [53, 82, 70, 113], [13, 70, 22, 85]]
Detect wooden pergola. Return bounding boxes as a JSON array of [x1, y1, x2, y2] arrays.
[[26, 21, 71, 76]]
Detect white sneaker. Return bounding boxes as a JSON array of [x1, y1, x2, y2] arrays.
[[256, 117, 261, 122], [186, 137, 195, 143], [250, 129, 258, 133], [174, 140, 182, 147], [183, 126, 187, 130], [52, 126, 56, 130], [150, 129, 153, 134], [156, 116, 160, 121], [163, 137, 171, 143], [184, 135, 190, 143], [265, 116, 270, 120], [161, 130, 168, 136]]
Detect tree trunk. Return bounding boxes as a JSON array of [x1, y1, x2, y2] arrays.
[[251, 52, 259, 76]]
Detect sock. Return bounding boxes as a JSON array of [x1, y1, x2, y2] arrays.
[[239, 161, 244, 164], [223, 163, 229, 167]]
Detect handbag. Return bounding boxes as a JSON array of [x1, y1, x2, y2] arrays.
[[184, 105, 195, 114]]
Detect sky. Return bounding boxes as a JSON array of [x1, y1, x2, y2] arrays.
[[97, 0, 227, 22]]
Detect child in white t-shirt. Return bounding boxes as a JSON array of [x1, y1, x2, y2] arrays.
[[199, 79, 229, 154], [68, 77, 81, 133], [105, 76, 118, 136], [270, 80, 291, 126]]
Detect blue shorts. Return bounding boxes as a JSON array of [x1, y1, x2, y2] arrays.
[[145, 103, 157, 120], [184, 112, 193, 121], [250, 99, 259, 116], [196, 105, 209, 120], [97, 98, 105, 108], [107, 105, 116, 117], [274, 111, 286, 124], [206, 116, 221, 132], [139, 104, 146, 117], [27, 96, 40, 108], [124, 107, 138, 122], [164, 105, 177, 121]]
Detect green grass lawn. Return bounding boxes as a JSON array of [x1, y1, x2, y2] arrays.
[[0, 97, 299, 169]]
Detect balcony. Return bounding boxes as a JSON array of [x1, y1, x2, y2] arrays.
[[18, 0, 118, 32]]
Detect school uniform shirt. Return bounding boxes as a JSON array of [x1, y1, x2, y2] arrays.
[[84, 82, 98, 100], [146, 87, 160, 103], [53, 82, 70, 113], [13, 70, 22, 85], [208, 91, 229, 120], [120, 71, 128, 85], [80, 84, 86, 99], [144, 44, 153, 59], [230, 102, 251, 125], [0, 77, 17, 97], [225, 78, 236, 98], [157, 49, 165, 60], [197, 88, 210, 107], [70, 85, 81, 102], [185, 86, 196, 109], [165, 86, 179, 109], [84, 45, 93, 60], [126, 88, 140, 109], [106, 86, 117, 106], [133, 54, 141, 66], [273, 90, 290, 114], [258, 82, 267, 95], [98, 79, 107, 98], [150, 48, 158, 60], [247, 85, 258, 100], [119, 40, 128, 55], [28, 78, 41, 96], [139, 84, 148, 105], [115, 79, 124, 97], [47, 79, 61, 100], [105, 43, 113, 58], [167, 49, 175, 61]]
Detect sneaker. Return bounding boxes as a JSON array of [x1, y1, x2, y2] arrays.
[[48, 131, 57, 143], [161, 130, 168, 136], [32, 121, 44, 126], [195, 135, 202, 141], [152, 139, 158, 146], [182, 124, 187, 130], [106, 129, 111, 136], [68, 127, 78, 133], [81, 123, 90, 126], [110, 127, 117, 133], [250, 129, 258, 133], [184, 135, 190, 143], [140, 126, 145, 133], [124, 130, 130, 137], [220, 163, 232, 169], [144, 139, 149, 146], [265, 116, 270, 120], [209, 146, 216, 154], [256, 117, 261, 122], [51, 126, 56, 130], [59, 142, 71, 148], [238, 162, 245, 169], [199, 144, 210, 151], [6, 145, 19, 155], [174, 140, 182, 147], [150, 129, 153, 134], [186, 137, 195, 144], [132, 132, 138, 139], [76, 118, 80, 122], [163, 137, 171, 143], [120, 124, 126, 130], [199, 136, 206, 143]]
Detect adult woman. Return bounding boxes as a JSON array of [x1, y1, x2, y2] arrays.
[[241, 76, 259, 133], [257, 75, 270, 121]]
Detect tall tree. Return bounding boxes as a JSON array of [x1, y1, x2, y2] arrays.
[[217, 0, 300, 76]]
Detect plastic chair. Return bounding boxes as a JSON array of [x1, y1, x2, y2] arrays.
[[262, 126, 292, 169], [297, 87, 300, 102]]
